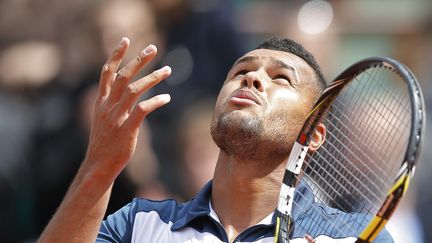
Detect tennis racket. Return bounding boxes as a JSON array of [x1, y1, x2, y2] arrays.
[[274, 57, 425, 242]]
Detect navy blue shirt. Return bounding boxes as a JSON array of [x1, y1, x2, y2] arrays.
[[98, 181, 393, 242]]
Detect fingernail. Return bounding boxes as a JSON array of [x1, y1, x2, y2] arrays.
[[159, 94, 171, 102], [117, 70, 126, 78], [102, 64, 109, 72], [144, 44, 156, 55], [158, 66, 171, 74], [118, 37, 129, 47]]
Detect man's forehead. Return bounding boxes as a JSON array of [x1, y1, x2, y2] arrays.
[[234, 48, 310, 70]]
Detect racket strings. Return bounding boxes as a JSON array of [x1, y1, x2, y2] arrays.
[[332, 68, 409, 174], [328, 70, 409, 197], [301, 163, 363, 212], [307, 138, 384, 207], [290, 181, 372, 237], [319, 118, 389, 193], [310, 113, 394, 204], [320, 107, 409, 195], [348, 67, 411, 176], [297, 165, 379, 237], [313, 135, 382, 199], [325, 67, 410, 180], [333, 74, 407, 182], [292, 65, 412, 238], [328, 99, 393, 177], [362, 67, 412, 111], [326, 98, 410, 194], [354, 67, 411, 148], [295, 160, 384, 236]]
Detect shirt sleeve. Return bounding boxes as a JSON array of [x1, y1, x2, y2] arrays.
[[97, 200, 137, 243]]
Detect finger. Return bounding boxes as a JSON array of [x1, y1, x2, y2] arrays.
[[125, 94, 171, 129], [304, 235, 315, 243], [116, 66, 171, 116], [98, 37, 130, 100], [107, 44, 157, 106]]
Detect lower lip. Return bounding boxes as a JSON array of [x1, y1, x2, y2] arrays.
[[229, 97, 258, 106]]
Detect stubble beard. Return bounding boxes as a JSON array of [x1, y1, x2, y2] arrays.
[[210, 110, 296, 166]]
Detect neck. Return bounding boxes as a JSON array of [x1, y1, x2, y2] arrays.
[[211, 151, 286, 242]]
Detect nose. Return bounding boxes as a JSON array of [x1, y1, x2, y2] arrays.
[[241, 71, 265, 92]]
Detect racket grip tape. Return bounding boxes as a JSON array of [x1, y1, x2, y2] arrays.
[[274, 213, 294, 243]]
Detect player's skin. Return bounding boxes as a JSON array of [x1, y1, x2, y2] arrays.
[[210, 48, 324, 242], [38, 37, 324, 243]]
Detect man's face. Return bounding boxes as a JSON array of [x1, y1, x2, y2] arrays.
[[210, 48, 319, 163]]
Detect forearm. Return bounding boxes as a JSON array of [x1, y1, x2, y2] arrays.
[[39, 163, 114, 242], [38, 38, 170, 242]]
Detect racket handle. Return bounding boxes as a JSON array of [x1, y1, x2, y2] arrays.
[[275, 213, 294, 243]]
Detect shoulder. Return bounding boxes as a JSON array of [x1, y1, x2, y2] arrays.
[[97, 197, 191, 243], [293, 202, 394, 242], [373, 229, 395, 243]]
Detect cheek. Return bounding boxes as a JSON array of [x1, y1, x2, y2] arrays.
[[274, 85, 316, 109], [212, 84, 232, 119], [267, 89, 311, 123], [269, 89, 301, 111], [214, 88, 227, 111], [214, 81, 237, 110]]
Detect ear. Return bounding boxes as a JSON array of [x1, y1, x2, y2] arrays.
[[308, 123, 326, 152]]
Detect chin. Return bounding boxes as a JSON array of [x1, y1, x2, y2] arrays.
[[223, 109, 259, 128], [223, 107, 258, 121], [211, 110, 263, 147]]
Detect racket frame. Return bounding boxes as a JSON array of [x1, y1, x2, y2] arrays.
[[274, 57, 425, 243]]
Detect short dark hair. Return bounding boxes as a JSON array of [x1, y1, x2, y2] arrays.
[[257, 37, 326, 96]]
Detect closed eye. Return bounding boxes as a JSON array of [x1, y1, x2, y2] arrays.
[[274, 74, 292, 85], [235, 70, 248, 76]]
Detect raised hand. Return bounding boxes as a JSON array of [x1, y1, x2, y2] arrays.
[[39, 38, 171, 242], [83, 37, 171, 181]]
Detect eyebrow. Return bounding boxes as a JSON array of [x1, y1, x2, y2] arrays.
[[233, 56, 259, 66], [271, 58, 296, 72], [233, 55, 296, 72]]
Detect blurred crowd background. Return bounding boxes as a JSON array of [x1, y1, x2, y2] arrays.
[[0, 0, 431, 242]]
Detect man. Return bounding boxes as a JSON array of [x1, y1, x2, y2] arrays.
[[39, 37, 393, 242]]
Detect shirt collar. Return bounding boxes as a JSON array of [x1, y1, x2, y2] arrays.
[[170, 179, 315, 231], [171, 180, 213, 231]]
